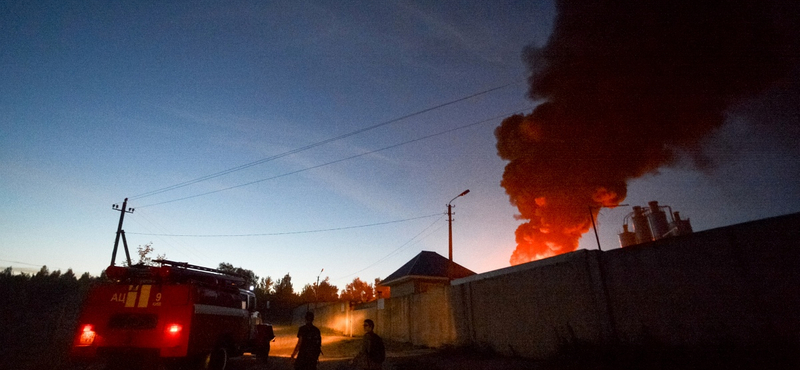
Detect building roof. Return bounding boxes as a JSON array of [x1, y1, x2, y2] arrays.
[[380, 251, 475, 286]]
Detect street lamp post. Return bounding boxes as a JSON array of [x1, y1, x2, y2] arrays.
[[447, 190, 470, 262], [314, 268, 323, 311]]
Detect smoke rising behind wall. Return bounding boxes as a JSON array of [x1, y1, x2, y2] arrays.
[[495, 0, 800, 264]]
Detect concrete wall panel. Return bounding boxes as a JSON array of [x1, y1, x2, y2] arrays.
[[451, 250, 611, 358], [603, 213, 800, 346]]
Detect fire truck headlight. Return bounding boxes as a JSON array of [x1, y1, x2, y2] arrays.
[[77, 324, 96, 346]]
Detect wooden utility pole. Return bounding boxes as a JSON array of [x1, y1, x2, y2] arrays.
[[448, 203, 454, 261], [111, 198, 135, 266]]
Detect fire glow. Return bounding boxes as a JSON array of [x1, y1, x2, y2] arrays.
[[496, 0, 799, 265]]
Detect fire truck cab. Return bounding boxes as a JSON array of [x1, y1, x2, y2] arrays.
[[70, 260, 273, 370]]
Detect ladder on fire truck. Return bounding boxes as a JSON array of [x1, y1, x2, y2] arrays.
[[153, 259, 247, 288]]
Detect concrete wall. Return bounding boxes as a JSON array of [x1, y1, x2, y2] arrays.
[[602, 212, 800, 347], [291, 301, 352, 334], [449, 212, 800, 358], [347, 286, 455, 347], [404, 285, 456, 346], [450, 250, 613, 358], [295, 212, 800, 359], [293, 286, 456, 348]]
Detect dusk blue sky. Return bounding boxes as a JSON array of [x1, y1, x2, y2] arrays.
[[2, 1, 798, 290]]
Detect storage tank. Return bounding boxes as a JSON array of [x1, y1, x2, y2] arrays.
[[670, 211, 693, 236], [647, 201, 670, 240], [631, 206, 653, 244], [618, 224, 637, 248], [620, 201, 693, 247]]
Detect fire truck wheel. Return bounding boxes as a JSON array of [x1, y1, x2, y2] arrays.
[[203, 346, 228, 370]]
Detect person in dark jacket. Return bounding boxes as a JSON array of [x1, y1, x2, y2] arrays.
[[352, 319, 384, 370], [291, 311, 322, 370]]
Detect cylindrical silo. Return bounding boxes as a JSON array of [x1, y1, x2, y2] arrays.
[[618, 224, 637, 247], [647, 201, 670, 240], [670, 211, 693, 236], [632, 206, 653, 244]]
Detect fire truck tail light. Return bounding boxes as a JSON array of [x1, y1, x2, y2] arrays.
[[166, 324, 182, 335], [77, 324, 96, 346]]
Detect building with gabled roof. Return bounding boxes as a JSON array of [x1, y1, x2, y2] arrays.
[[379, 251, 475, 297]]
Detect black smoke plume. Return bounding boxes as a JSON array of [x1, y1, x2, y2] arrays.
[[496, 0, 800, 264]]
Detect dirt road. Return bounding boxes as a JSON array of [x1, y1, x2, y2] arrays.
[[226, 325, 798, 370], [229, 325, 538, 370]]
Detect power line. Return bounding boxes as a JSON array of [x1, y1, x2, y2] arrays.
[[0, 259, 45, 267], [334, 214, 447, 282], [0, 259, 70, 274], [128, 211, 214, 264], [130, 81, 523, 200], [135, 107, 532, 208], [126, 213, 441, 237]]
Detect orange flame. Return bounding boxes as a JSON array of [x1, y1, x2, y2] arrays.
[[508, 186, 622, 265]]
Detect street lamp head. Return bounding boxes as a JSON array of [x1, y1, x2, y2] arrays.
[[449, 189, 471, 204]]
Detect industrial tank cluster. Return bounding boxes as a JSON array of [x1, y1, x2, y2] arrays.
[[619, 201, 693, 248]]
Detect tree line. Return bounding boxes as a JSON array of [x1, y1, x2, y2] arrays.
[[0, 265, 100, 370], [125, 244, 387, 321], [217, 262, 384, 323]]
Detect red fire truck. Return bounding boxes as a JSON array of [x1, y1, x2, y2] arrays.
[[69, 259, 273, 370]]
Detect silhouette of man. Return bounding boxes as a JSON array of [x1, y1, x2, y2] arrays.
[[352, 319, 384, 370], [291, 311, 322, 370]]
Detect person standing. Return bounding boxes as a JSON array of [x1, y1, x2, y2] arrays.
[[352, 319, 385, 370], [291, 311, 322, 370]]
